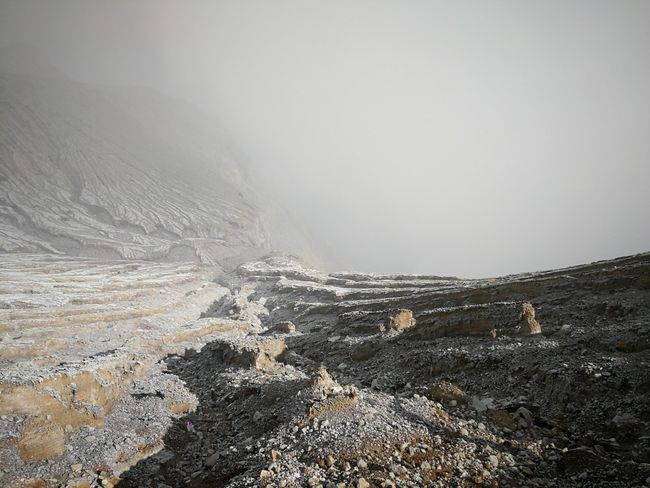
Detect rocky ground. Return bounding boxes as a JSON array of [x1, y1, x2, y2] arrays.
[[1, 252, 649, 487], [0, 254, 248, 487]]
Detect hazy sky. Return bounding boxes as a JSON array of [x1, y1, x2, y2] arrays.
[[1, 0, 649, 277]]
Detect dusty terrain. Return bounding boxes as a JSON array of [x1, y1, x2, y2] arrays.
[[1, 252, 649, 487], [0, 254, 250, 486]]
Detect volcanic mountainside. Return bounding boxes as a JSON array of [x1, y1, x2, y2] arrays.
[[1, 69, 648, 488], [118, 253, 650, 488], [2, 251, 648, 487], [0, 72, 310, 268]]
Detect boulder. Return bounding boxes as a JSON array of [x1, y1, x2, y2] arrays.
[[520, 303, 541, 335], [387, 309, 416, 330], [207, 337, 286, 370], [311, 367, 342, 396], [426, 381, 469, 404]]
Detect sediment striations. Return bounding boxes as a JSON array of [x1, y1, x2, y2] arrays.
[[0, 73, 284, 266], [3, 252, 645, 487], [0, 254, 257, 486], [115, 252, 648, 487]]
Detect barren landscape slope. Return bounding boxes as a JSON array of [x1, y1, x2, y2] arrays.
[[0, 73, 287, 267], [1, 252, 648, 487], [1, 58, 648, 488]]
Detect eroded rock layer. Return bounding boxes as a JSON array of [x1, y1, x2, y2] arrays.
[[0, 73, 274, 266], [0, 254, 258, 486], [118, 252, 649, 488], [2, 252, 649, 487]]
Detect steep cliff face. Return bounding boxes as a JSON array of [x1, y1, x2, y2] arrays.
[[0, 73, 282, 267]]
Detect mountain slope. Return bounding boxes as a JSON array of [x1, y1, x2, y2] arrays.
[[0, 73, 290, 267]]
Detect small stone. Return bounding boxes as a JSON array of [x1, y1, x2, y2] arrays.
[[205, 452, 220, 467], [420, 461, 431, 470], [357, 459, 368, 469], [253, 411, 263, 422], [325, 454, 336, 467], [270, 321, 296, 334], [516, 407, 533, 427], [357, 478, 370, 488], [271, 449, 281, 461], [71, 463, 83, 473], [612, 413, 638, 429], [260, 469, 272, 479]]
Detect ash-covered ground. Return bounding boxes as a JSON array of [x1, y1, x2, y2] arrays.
[[1, 253, 649, 487]]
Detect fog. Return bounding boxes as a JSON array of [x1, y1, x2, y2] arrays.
[[1, 0, 649, 277]]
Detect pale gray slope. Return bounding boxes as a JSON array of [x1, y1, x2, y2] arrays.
[[0, 73, 293, 267]]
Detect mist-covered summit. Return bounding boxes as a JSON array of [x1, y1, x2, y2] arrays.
[[0, 71, 310, 268]]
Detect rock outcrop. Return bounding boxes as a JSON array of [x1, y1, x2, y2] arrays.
[[387, 309, 416, 330], [406, 301, 542, 339], [207, 336, 286, 370]]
